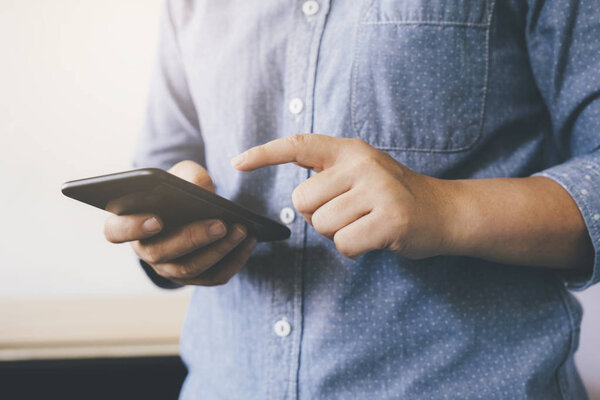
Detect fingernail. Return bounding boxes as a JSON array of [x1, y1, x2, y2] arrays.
[[143, 217, 162, 233], [208, 221, 226, 237], [230, 152, 247, 168], [231, 225, 247, 242]]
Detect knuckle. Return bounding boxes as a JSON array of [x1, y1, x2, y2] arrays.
[[287, 133, 307, 148], [163, 263, 195, 280], [310, 209, 331, 235], [291, 186, 310, 213], [375, 209, 409, 253], [185, 225, 202, 249], [142, 244, 164, 264], [346, 138, 371, 156], [350, 138, 369, 149], [169, 161, 214, 190], [333, 234, 354, 258], [353, 153, 376, 172], [154, 264, 176, 280], [177, 268, 198, 280], [338, 247, 355, 259], [187, 222, 216, 250], [216, 241, 234, 257], [386, 227, 408, 254], [387, 238, 405, 254], [190, 171, 213, 189]]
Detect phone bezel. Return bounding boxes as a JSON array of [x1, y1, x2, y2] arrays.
[[62, 168, 291, 242]]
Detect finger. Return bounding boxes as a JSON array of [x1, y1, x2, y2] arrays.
[[292, 161, 323, 173], [292, 166, 353, 215], [105, 192, 151, 214], [231, 134, 346, 171], [131, 219, 227, 264], [333, 212, 386, 259], [152, 225, 248, 280], [182, 236, 257, 286], [298, 211, 314, 225], [104, 214, 163, 243], [311, 189, 373, 238], [169, 160, 215, 192]]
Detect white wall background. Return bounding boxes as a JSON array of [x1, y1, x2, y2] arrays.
[[0, 0, 597, 397], [0, 0, 175, 298]]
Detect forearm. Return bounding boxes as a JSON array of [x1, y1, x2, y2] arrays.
[[233, 134, 596, 273], [440, 176, 594, 271]]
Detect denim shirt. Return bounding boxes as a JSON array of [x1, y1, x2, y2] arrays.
[[133, 0, 600, 398]]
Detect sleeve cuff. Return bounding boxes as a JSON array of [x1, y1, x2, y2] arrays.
[[139, 259, 183, 290], [533, 156, 600, 290]]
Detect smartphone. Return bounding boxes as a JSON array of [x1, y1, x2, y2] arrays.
[[61, 168, 291, 242]]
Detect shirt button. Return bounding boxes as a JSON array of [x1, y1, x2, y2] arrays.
[[274, 319, 292, 337], [289, 98, 304, 115], [302, 1, 320, 17], [280, 207, 295, 224]]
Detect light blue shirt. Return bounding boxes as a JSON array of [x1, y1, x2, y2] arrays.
[[133, 0, 600, 398]]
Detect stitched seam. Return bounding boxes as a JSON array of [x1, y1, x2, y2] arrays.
[[290, 6, 332, 399], [303, 0, 330, 134], [537, 165, 600, 289], [350, 2, 364, 144], [297, 168, 311, 400], [361, 20, 488, 28], [281, 8, 303, 399], [577, 167, 600, 262], [361, 0, 490, 26], [572, 182, 600, 287], [351, 0, 496, 153], [466, 0, 497, 153], [363, 0, 377, 21]]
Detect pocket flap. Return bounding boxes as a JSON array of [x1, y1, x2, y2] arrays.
[[362, 0, 490, 26]]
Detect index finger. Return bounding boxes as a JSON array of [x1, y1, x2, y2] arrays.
[[231, 134, 343, 171]]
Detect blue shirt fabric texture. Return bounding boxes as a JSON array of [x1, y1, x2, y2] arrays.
[[133, 0, 600, 398]]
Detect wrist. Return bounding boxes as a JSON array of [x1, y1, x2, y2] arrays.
[[432, 178, 476, 257]]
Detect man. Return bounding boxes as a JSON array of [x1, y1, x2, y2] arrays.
[[103, 0, 599, 398]]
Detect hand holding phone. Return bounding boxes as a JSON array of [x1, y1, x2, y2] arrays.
[[103, 161, 258, 287]]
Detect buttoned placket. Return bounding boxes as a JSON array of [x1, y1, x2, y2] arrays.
[[267, 2, 331, 399]]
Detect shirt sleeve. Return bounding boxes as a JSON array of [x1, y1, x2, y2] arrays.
[[133, 0, 203, 289], [133, 0, 205, 170], [526, 0, 600, 290]]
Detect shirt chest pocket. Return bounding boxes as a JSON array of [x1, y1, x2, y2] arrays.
[[351, 0, 493, 152]]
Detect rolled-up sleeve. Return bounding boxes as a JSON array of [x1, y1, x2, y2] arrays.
[[527, 0, 600, 289]]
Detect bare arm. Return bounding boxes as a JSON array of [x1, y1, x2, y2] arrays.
[[440, 176, 593, 270], [233, 134, 593, 273]]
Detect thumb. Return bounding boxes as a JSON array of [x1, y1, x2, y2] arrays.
[[168, 160, 215, 193]]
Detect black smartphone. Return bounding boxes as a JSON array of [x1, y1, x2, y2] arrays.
[[61, 168, 291, 242]]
